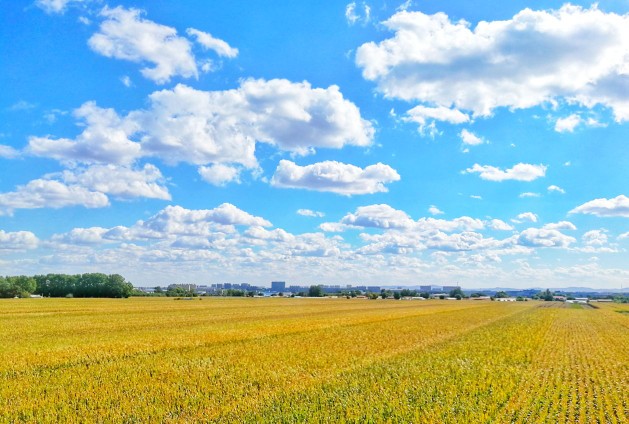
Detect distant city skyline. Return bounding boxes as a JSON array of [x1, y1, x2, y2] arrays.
[[1, 1, 628, 289]]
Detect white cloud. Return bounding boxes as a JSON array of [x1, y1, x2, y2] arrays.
[[28, 79, 373, 169], [186, 28, 238, 58], [618, 232, 629, 240], [465, 163, 547, 182], [582, 230, 608, 246], [0, 145, 19, 159], [134, 80, 374, 165], [0, 179, 109, 215], [517, 228, 575, 248], [341, 204, 414, 229], [519, 192, 540, 198], [543, 221, 577, 231], [487, 219, 513, 231], [297, 209, 325, 218], [555, 114, 581, 133], [0, 230, 39, 250], [271, 160, 400, 195], [569, 195, 629, 217], [88, 6, 199, 84], [140, 204, 271, 237], [512, 212, 538, 223], [470, 195, 482, 200], [548, 185, 566, 194], [198, 164, 241, 186], [51, 227, 109, 245], [35, 0, 84, 14], [27, 101, 140, 165], [459, 129, 484, 146], [428, 205, 443, 215], [356, 5, 629, 121], [404, 105, 469, 135], [60, 164, 171, 200]]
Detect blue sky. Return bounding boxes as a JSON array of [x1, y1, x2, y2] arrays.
[[1, 0, 628, 289]]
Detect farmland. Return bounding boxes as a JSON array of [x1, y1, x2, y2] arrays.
[[0, 298, 627, 422]]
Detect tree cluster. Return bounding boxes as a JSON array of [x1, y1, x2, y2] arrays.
[[0, 276, 37, 298], [33, 273, 133, 298]]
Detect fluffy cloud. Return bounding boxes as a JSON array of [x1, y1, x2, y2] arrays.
[[0, 179, 109, 215], [487, 219, 513, 231], [555, 114, 581, 133], [582, 230, 608, 246], [356, 5, 629, 121], [51, 227, 109, 245], [198, 164, 241, 186], [403, 105, 470, 134], [27, 102, 140, 165], [0, 230, 39, 250], [517, 228, 575, 248], [543, 221, 577, 231], [271, 160, 399, 195], [88, 6, 199, 84], [464, 163, 547, 182], [29, 79, 373, 169], [459, 129, 484, 146], [0, 163, 169, 214], [186, 28, 238, 58], [341, 204, 414, 229], [569, 195, 629, 218], [513, 212, 538, 223], [428, 205, 444, 216], [61, 164, 170, 200]]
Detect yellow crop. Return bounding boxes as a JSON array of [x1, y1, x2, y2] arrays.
[[0, 298, 626, 422]]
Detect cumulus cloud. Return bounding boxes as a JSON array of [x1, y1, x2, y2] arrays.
[[51, 227, 109, 245], [569, 195, 629, 217], [341, 204, 414, 229], [198, 164, 241, 186], [0, 179, 109, 215], [555, 114, 581, 133], [487, 219, 513, 231], [582, 230, 608, 246], [0, 230, 39, 250], [519, 192, 540, 198], [28, 79, 373, 169], [297, 209, 325, 218], [60, 164, 171, 200], [517, 228, 575, 248], [186, 28, 238, 58], [464, 163, 547, 182], [271, 160, 399, 195], [428, 205, 443, 215], [512, 212, 538, 223], [403, 105, 470, 135], [459, 129, 484, 146], [27, 101, 140, 165], [88, 6, 199, 84], [543, 221, 577, 231], [356, 5, 629, 121]]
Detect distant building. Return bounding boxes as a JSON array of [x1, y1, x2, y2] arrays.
[[271, 281, 286, 292], [367, 286, 381, 293]]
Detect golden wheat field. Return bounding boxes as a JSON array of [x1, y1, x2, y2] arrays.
[[0, 297, 627, 423]]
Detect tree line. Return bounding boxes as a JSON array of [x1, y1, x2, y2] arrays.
[[0, 273, 133, 298]]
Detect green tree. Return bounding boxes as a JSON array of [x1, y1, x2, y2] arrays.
[[308, 285, 324, 297]]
